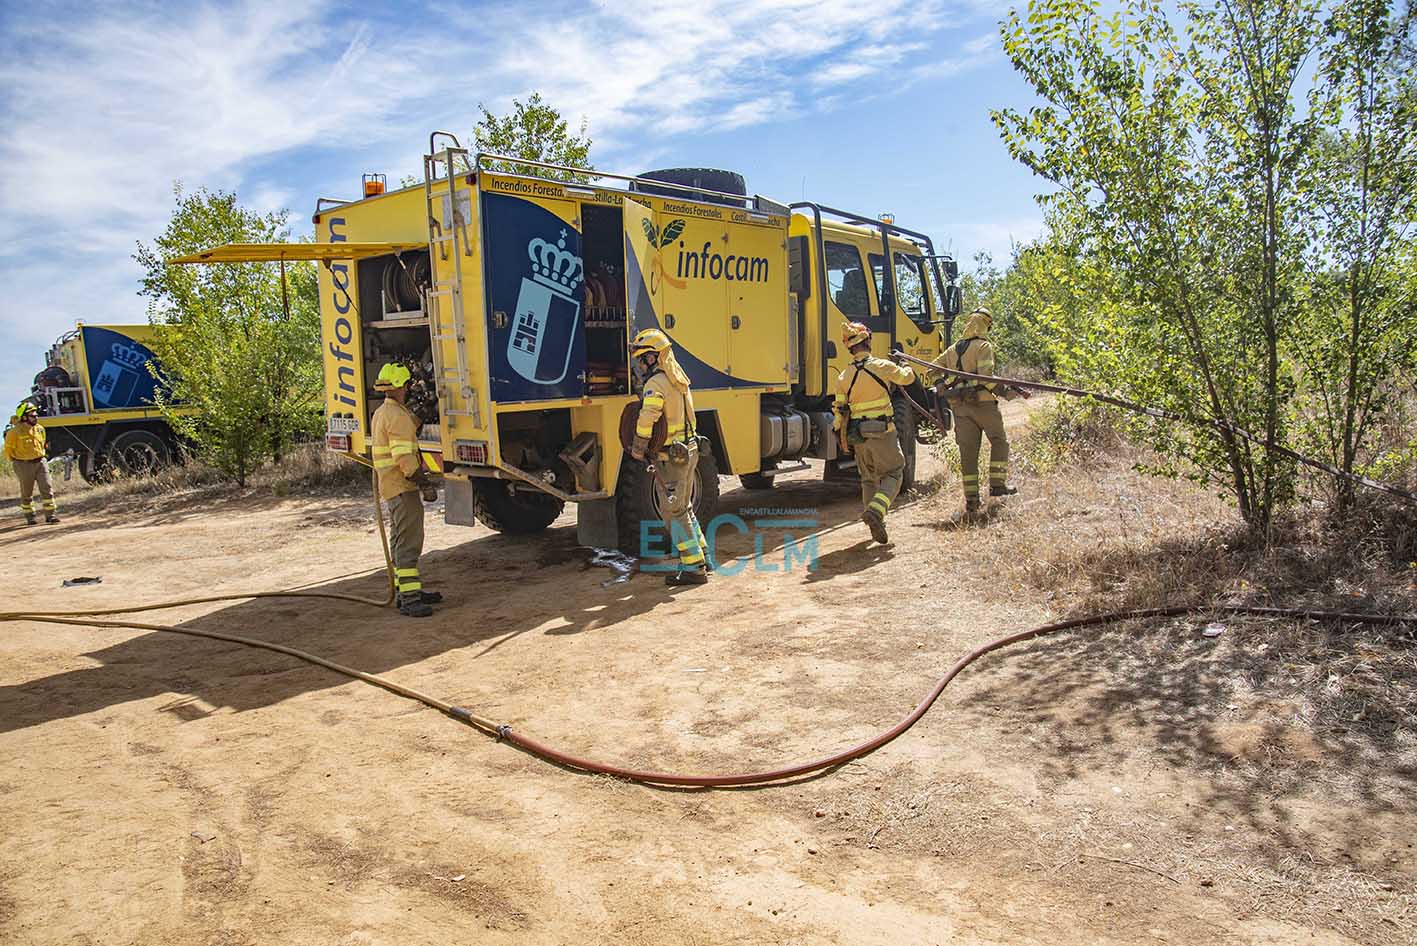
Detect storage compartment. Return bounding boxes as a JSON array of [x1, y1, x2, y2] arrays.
[[357, 251, 439, 429], [579, 203, 629, 396]]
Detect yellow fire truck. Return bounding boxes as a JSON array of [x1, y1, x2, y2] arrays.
[[24, 323, 191, 481], [175, 136, 961, 548]]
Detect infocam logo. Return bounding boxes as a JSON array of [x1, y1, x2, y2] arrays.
[[640, 507, 819, 574]]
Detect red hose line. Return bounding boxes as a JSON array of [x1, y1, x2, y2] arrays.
[[489, 605, 1412, 787], [8, 605, 1412, 789]]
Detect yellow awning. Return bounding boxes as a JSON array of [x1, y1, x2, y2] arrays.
[[169, 242, 426, 264]]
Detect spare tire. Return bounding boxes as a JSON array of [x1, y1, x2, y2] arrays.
[[631, 168, 747, 207]]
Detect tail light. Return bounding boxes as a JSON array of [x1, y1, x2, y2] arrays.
[[454, 440, 489, 465], [325, 433, 351, 452]]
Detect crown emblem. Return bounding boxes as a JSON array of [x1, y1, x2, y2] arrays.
[[528, 229, 584, 294], [109, 341, 148, 370]]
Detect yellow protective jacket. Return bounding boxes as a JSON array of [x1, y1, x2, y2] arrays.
[[942, 312, 999, 402], [833, 356, 914, 430], [636, 371, 696, 446], [4, 423, 46, 462], [370, 398, 421, 500]]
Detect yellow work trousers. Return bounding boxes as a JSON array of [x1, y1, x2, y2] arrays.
[[658, 443, 706, 569], [14, 458, 56, 519], [386, 489, 426, 597], [854, 426, 906, 521], [952, 399, 1009, 500]]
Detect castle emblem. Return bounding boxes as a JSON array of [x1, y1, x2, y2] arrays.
[[509, 229, 584, 385]]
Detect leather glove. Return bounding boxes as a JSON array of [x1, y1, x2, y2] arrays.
[[630, 436, 649, 462], [410, 469, 430, 488]]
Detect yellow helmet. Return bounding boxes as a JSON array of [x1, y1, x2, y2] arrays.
[[374, 362, 412, 391], [14, 401, 37, 420], [841, 321, 871, 349], [630, 328, 672, 355]]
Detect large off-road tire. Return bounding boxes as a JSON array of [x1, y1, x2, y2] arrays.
[[77, 450, 108, 484], [107, 429, 172, 477], [471, 479, 565, 534], [616, 448, 721, 553], [893, 396, 918, 492], [739, 461, 776, 492], [632, 168, 747, 207]]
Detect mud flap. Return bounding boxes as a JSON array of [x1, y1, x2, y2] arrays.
[[577, 497, 619, 549], [443, 476, 478, 527]]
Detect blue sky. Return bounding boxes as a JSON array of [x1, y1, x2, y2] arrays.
[[0, 0, 1047, 411]]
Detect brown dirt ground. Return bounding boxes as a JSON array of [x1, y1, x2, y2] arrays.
[[1, 401, 1413, 945]]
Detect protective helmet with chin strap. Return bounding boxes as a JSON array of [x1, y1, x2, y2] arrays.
[[373, 362, 412, 391], [841, 321, 871, 349], [630, 328, 672, 356]]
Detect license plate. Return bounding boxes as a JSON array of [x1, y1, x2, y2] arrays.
[[327, 416, 359, 433]]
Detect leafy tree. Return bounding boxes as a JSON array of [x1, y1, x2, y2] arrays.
[[134, 186, 321, 485], [1291, 0, 1417, 512], [473, 91, 594, 181], [994, 0, 1330, 534]]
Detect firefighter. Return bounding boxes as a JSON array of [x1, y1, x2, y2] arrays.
[[4, 402, 58, 525], [370, 363, 441, 618], [833, 322, 915, 545], [941, 307, 1017, 514], [629, 328, 709, 586]]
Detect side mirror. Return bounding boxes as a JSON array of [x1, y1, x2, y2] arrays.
[[788, 236, 810, 300], [943, 257, 959, 281], [944, 284, 962, 317]]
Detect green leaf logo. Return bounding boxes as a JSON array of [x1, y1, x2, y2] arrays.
[[660, 218, 685, 248], [640, 218, 658, 246]]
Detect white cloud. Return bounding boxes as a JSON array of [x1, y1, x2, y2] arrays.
[[0, 0, 1003, 400], [938, 218, 1048, 270]]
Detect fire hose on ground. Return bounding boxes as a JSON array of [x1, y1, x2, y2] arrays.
[[3, 383, 1415, 787]]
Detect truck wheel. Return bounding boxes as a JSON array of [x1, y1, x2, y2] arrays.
[[78, 451, 108, 484], [471, 480, 565, 534], [108, 430, 171, 477], [739, 461, 776, 491], [616, 448, 721, 553], [893, 397, 918, 492]]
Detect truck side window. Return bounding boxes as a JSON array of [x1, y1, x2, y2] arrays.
[[894, 253, 926, 315], [826, 241, 873, 317]]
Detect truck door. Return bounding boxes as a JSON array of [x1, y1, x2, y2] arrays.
[[871, 249, 939, 360], [481, 191, 587, 402], [823, 238, 888, 380]]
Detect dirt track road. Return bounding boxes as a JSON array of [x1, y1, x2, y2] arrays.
[[2, 405, 1411, 945]]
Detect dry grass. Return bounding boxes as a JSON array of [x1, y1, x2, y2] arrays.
[[0, 443, 370, 509], [912, 405, 1417, 943]]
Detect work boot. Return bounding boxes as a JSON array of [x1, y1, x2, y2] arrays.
[[24, 514, 37, 526], [964, 498, 982, 517], [419, 590, 443, 604], [862, 508, 889, 545], [397, 593, 433, 618], [665, 566, 709, 587], [990, 485, 1018, 497], [45, 514, 60, 524]]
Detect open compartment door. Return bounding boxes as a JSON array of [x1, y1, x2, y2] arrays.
[[169, 242, 426, 264], [623, 197, 663, 339]]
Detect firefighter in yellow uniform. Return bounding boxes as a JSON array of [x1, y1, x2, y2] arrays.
[[833, 322, 914, 545], [940, 308, 1018, 514], [4, 402, 59, 525], [629, 328, 710, 587], [370, 363, 441, 618]]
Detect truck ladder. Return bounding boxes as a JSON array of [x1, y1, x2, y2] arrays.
[[422, 144, 481, 430]]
